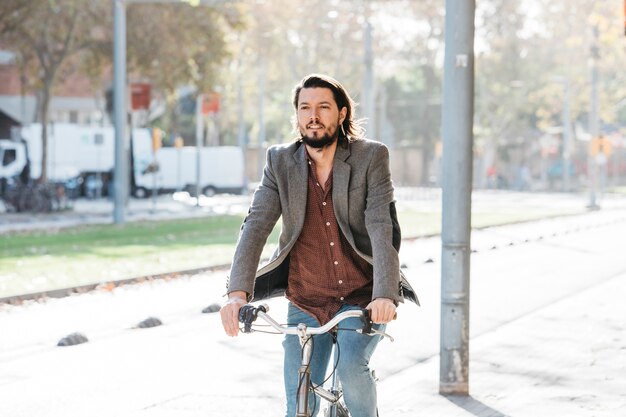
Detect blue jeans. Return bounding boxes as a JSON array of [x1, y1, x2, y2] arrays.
[[282, 303, 385, 417]]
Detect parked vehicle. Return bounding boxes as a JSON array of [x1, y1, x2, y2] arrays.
[[132, 144, 247, 198], [0, 124, 147, 197], [0, 123, 246, 199]]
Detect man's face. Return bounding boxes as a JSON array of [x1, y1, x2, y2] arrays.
[[296, 87, 347, 149]]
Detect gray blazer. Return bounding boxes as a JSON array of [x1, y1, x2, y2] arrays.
[[227, 138, 419, 305]]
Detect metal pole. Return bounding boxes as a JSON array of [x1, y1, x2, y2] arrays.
[[362, 14, 375, 137], [113, 0, 127, 224], [562, 79, 572, 192], [588, 25, 600, 209], [151, 146, 157, 213], [177, 145, 182, 190], [195, 93, 203, 207], [236, 47, 248, 190], [257, 53, 266, 180], [440, 0, 475, 396]]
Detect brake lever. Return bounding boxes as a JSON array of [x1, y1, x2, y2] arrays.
[[357, 309, 395, 342], [362, 328, 395, 342]]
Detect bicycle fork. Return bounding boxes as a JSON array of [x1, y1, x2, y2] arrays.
[[321, 362, 343, 417]]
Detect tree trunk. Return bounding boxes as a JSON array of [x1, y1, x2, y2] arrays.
[[38, 79, 52, 183], [166, 92, 179, 141]]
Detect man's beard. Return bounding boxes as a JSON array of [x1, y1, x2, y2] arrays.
[[301, 124, 340, 149]]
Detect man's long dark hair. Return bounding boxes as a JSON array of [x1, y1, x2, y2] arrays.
[[292, 74, 364, 143]]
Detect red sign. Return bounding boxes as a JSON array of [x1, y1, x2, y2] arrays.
[[131, 83, 151, 110], [202, 92, 220, 115]]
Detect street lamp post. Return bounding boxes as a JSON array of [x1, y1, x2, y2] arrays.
[[113, 0, 127, 224], [440, 0, 475, 396], [588, 25, 600, 210], [561, 80, 573, 192], [195, 93, 204, 207]]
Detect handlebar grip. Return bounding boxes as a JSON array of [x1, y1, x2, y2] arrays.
[[361, 309, 374, 335], [360, 309, 397, 334], [238, 304, 269, 333]]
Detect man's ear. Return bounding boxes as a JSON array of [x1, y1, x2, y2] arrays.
[[339, 107, 347, 124]]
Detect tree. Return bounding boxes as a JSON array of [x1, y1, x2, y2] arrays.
[[473, 0, 535, 185], [373, 0, 445, 183], [0, 0, 109, 182], [125, 2, 243, 143]]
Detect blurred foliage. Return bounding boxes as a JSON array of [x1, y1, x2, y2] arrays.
[[1, 0, 625, 185], [126, 1, 244, 140], [0, 0, 110, 181]]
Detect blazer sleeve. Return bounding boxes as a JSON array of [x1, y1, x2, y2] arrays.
[[364, 144, 401, 303], [227, 147, 282, 298]]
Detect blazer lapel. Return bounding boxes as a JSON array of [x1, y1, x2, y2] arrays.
[[332, 143, 352, 240], [288, 143, 308, 232]]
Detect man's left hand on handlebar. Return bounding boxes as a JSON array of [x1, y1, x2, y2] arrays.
[[366, 298, 397, 324], [220, 291, 247, 337]]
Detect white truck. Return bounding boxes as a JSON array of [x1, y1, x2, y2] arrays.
[[0, 123, 133, 184], [0, 123, 246, 198], [0, 123, 133, 198], [132, 143, 247, 198]]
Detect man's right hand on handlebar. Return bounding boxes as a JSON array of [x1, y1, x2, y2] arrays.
[[220, 291, 247, 337]]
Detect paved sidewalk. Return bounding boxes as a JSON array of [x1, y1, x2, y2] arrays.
[[1, 206, 625, 417], [378, 272, 626, 417]]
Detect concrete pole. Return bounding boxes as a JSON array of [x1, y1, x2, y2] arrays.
[[113, 0, 127, 224], [440, 0, 475, 396]]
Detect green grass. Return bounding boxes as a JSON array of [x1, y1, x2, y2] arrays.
[[0, 216, 277, 298], [606, 186, 626, 195], [1, 206, 585, 298]]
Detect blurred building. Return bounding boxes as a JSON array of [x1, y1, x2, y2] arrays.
[[0, 48, 108, 139]]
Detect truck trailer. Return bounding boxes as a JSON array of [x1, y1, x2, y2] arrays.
[[0, 123, 246, 198], [132, 144, 246, 198]]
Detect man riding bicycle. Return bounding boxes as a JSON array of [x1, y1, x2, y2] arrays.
[[220, 73, 419, 417]]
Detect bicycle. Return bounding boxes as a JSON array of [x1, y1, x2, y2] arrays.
[[2, 179, 57, 213], [238, 304, 394, 417]]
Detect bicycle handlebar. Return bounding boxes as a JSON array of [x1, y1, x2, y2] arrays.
[[238, 304, 387, 338]]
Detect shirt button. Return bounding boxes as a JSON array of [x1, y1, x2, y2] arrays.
[[326, 222, 330, 226], [316, 182, 320, 186], [308, 161, 311, 165], [334, 261, 338, 265], [322, 202, 327, 206], [338, 280, 343, 284], [330, 242, 334, 246], [340, 297, 344, 301]]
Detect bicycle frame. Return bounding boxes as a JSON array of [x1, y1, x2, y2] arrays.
[[239, 305, 388, 417], [258, 309, 366, 417], [295, 324, 343, 417]]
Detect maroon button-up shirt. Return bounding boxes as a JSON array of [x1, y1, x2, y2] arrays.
[[285, 156, 373, 325]]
